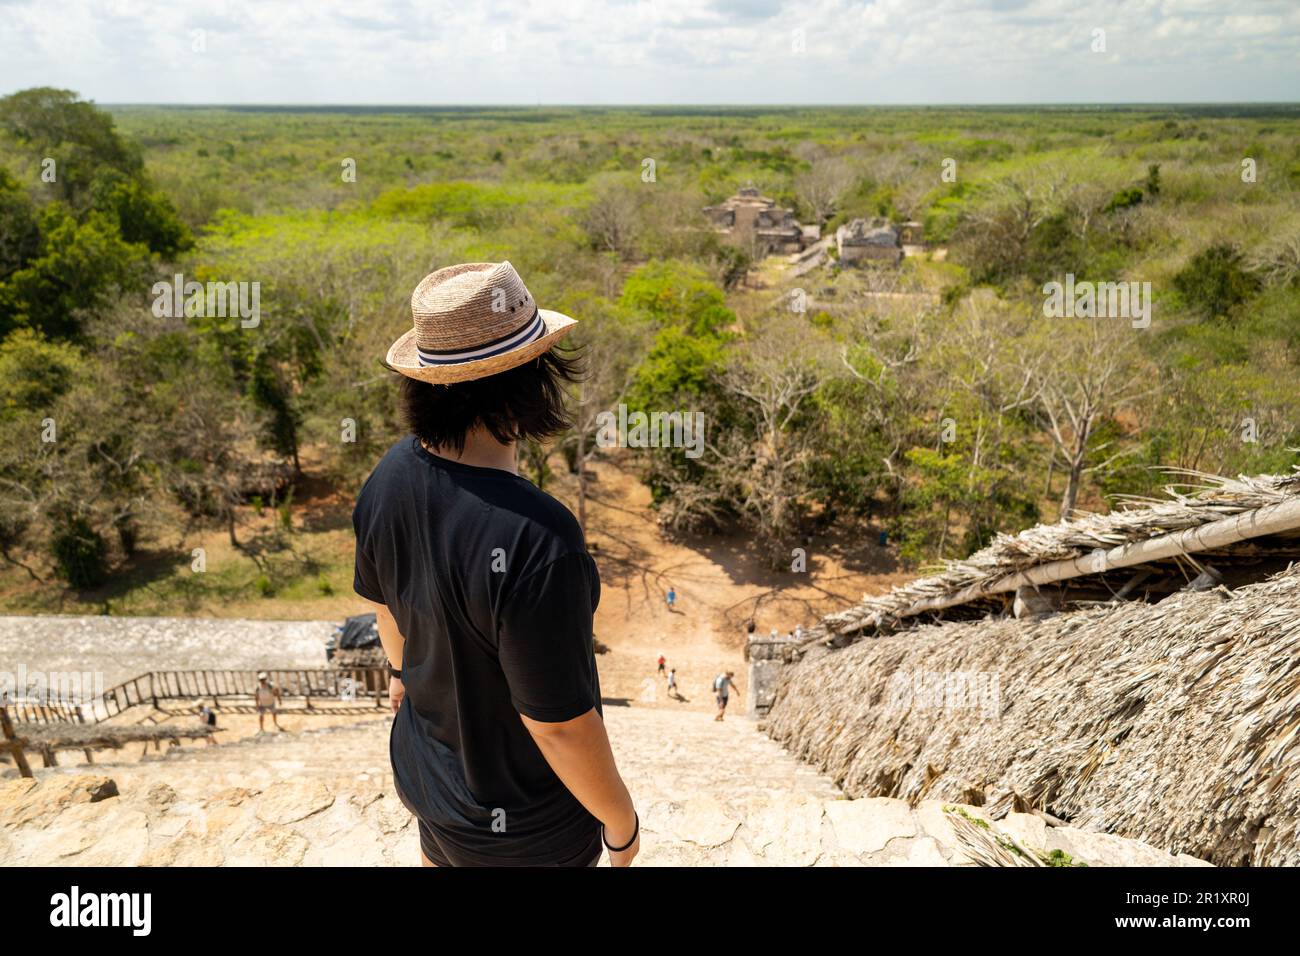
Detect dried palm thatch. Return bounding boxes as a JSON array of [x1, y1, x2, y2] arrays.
[[808, 468, 1300, 640], [765, 560, 1300, 866], [944, 807, 1046, 867]]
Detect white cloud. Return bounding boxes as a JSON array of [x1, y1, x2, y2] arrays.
[[0, 0, 1295, 102]]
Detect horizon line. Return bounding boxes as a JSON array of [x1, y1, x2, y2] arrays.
[[94, 100, 1300, 109]]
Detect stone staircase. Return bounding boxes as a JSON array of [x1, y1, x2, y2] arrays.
[[0, 705, 1210, 867]]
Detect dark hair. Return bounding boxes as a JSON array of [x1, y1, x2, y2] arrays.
[[399, 348, 583, 454]]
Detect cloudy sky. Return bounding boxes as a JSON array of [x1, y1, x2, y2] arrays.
[[1, 0, 1297, 105]]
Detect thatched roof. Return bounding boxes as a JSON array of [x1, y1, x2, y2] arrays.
[[809, 468, 1300, 641], [764, 558, 1300, 866]]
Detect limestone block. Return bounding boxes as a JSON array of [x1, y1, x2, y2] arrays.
[[999, 811, 1049, 850], [254, 778, 335, 825], [228, 823, 310, 866], [825, 797, 918, 855]]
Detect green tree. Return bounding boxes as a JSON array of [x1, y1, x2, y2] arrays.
[[0, 328, 78, 416], [0, 87, 142, 208], [248, 352, 303, 474], [49, 513, 109, 589], [90, 171, 194, 257], [1144, 163, 1161, 197], [0, 168, 41, 281], [618, 260, 735, 336], [894, 447, 1001, 563], [0, 205, 150, 340], [1173, 244, 1260, 319]]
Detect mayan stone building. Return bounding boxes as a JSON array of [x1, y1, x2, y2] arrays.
[[703, 186, 811, 256], [835, 217, 903, 265], [898, 220, 924, 246]]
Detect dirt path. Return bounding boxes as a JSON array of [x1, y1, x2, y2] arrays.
[[569, 456, 904, 693]]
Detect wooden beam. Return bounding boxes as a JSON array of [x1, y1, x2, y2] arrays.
[[0, 707, 33, 778], [888, 497, 1300, 623]]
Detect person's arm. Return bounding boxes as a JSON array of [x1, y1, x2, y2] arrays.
[[499, 553, 638, 865], [520, 708, 639, 866], [364, 599, 406, 713]]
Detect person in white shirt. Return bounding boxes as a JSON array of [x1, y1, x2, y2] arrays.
[[713, 671, 738, 722], [254, 672, 283, 732]]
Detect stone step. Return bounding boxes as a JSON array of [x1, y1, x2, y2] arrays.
[[0, 704, 1210, 868]]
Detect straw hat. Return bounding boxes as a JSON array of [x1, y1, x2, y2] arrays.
[[385, 261, 577, 384]]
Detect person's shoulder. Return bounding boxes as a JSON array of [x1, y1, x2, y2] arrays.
[[354, 438, 420, 515], [502, 481, 587, 556], [370, 437, 420, 478], [356, 438, 415, 491]]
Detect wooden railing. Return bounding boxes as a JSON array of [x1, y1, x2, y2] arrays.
[[0, 707, 33, 777], [0, 697, 87, 724], [0, 667, 392, 778], [2, 667, 391, 726]]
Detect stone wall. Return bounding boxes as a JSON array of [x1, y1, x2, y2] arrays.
[[745, 636, 800, 715]]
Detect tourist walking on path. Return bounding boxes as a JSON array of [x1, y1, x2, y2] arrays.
[[666, 667, 679, 700], [657, 654, 666, 676], [353, 261, 639, 867], [254, 673, 282, 733], [666, 586, 676, 611], [713, 671, 738, 721]]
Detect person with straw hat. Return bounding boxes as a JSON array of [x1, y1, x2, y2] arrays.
[[254, 672, 282, 733], [353, 261, 639, 867]]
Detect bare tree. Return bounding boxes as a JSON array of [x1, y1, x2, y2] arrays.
[[715, 319, 829, 563], [937, 293, 1039, 485], [795, 157, 858, 226], [564, 310, 652, 537], [954, 172, 1066, 277], [1061, 180, 1113, 243], [838, 294, 938, 491], [1022, 316, 1152, 518], [580, 179, 641, 258], [1248, 217, 1300, 287]]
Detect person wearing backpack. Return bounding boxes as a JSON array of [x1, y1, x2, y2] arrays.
[[713, 671, 738, 722]]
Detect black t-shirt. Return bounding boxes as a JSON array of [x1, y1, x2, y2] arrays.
[[352, 437, 602, 865]]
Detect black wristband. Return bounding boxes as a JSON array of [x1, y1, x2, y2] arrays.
[[602, 812, 638, 852], [388, 665, 402, 679]]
